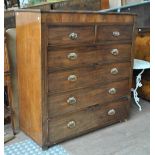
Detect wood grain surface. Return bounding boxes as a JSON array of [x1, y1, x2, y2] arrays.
[[48, 98, 129, 144], [16, 12, 43, 145], [48, 62, 130, 93], [96, 25, 133, 42], [47, 44, 131, 70], [48, 80, 129, 118], [16, 10, 136, 148], [48, 25, 95, 46]]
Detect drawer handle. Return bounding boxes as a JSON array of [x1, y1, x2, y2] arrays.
[[112, 31, 120, 37], [67, 97, 77, 105], [111, 49, 119, 56], [69, 32, 78, 40], [68, 52, 77, 60], [109, 88, 117, 95], [111, 68, 118, 75], [108, 109, 116, 116], [67, 121, 76, 129], [68, 75, 77, 82]]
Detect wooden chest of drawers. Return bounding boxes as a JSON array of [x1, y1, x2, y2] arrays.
[[16, 10, 136, 148]]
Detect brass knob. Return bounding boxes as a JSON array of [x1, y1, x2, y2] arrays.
[[68, 75, 77, 82], [67, 121, 76, 129], [67, 97, 77, 105], [109, 88, 116, 95], [111, 49, 119, 56], [108, 109, 116, 116], [112, 31, 120, 37], [68, 52, 77, 60], [69, 32, 78, 40], [111, 68, 118, 75]]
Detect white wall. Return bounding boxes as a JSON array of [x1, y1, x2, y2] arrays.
[[109, 0, 145, 8]]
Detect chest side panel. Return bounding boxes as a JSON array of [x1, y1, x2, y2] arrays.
[[16, 11, 43, 145]]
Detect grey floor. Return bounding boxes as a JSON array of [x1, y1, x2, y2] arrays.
[[5, 99, 150, 155]]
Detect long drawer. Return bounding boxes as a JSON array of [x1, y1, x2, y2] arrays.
[[48, 80, 129, 118], [48, 99, 129, 143], [96, 25, 133, 42], [48, 62, 131, 93], [48, 25, 95, 46], [47, 44, 131, 70]]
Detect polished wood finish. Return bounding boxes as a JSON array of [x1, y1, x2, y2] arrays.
[[48, 62, 130, 93], [48, 99, 129, 144], [47, 44, 131, 69], [48, 25, 95, 46], [45, 12, 134, 23], [16, 10, 136, 148], [96, 25, 133, 42], [48, 80, 129, 118], [16, 12, 43, 145]]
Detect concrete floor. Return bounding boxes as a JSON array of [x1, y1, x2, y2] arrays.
[[5, 99, 150, 155]]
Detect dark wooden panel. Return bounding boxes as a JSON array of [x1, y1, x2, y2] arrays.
[[48, 80, 129, 118], [48, 99, 129, 144], [24, 0, 100, 11], [48, 62, 131, 93], [96, 25, 133, 42], [45, 13, 135, 24], [4, 11, 15, 29], [120, 2, 150, 28], [48, 25, 95, 46], [47, 44, 131, 69], [52, 0, 101, 11], [104, 2, 150, 28]]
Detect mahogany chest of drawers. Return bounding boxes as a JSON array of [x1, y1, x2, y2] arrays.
[[16, 10, 136, 148]]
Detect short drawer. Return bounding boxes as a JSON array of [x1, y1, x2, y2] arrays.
[[47, 44, 131, 69], [96, 25, 133, 42], [48, 80, 129, 117], [48, 99, 129, 143], [48, 25, 95, 46], [48, 62, 131, 93]]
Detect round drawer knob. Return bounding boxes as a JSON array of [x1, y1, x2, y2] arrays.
[[111, 68, 118, 75], [67, 121, 76, 129], [111, 49, 119, 56], [69, 32, 78, 40], [68, 52, 77, 60], [108, 109, 116, 116], [68, 75, 77, 82], [109, 88, 117, 95], [112, 31, 120, 37], [67, 97, 77, 105]]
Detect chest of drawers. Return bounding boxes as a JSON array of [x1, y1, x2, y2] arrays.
[[16, 10, 136, 148]]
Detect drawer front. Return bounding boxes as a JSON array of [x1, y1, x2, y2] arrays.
[[48, 25, 94, 46], [48, 80, 129, 118], [48, 62, 131, 93], [48, 99, 129, 143], [96, 25, 133, 42], [47, 44, 131, 69]]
